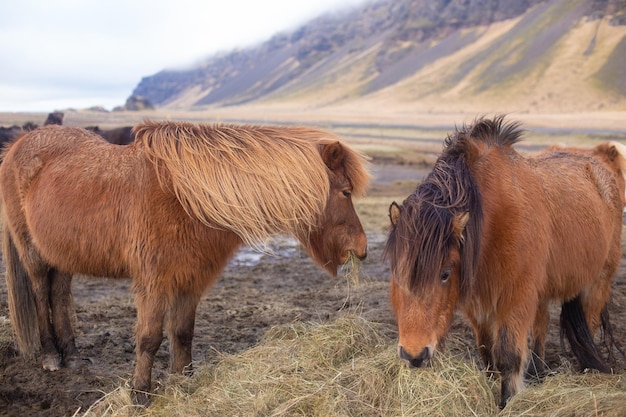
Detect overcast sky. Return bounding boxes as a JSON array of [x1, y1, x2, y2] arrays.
[[0, 0, 367, 112]]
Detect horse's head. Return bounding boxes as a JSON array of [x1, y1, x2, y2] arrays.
[[301, 141, 369, 276], [386, 201, 470, 367]]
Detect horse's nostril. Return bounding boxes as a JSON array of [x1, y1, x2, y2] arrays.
[[399, 346, 430, 368], [399, 346, 413, 364], [416, 347, 430, 362]]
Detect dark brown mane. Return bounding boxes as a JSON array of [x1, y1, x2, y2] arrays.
[[448, 115, 523, 151], [385, 116, 523, 294]]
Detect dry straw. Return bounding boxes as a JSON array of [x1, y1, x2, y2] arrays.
[[501, 373, 626, 417], [81, 315, 626, 417], [0, 315, 13, 351], [341, 251, 361, 288]]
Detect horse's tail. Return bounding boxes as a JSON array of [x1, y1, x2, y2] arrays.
[[560, 296, 611, 373], [2, 227, 40, 357]]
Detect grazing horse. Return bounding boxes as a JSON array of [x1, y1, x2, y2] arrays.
[[0, 112, 63, 147], [384, 116, 625, 408], [85, 125, 135, 145], [43, 111, 64, 126], [0, 121, 370, 403]]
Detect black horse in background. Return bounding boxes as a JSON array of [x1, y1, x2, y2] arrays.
[[0, 112, 135, 146], [84, 125, 135, 145], [0, 112, 64, 145]]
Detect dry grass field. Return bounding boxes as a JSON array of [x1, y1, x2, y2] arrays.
[[0, 110, 625, 416]]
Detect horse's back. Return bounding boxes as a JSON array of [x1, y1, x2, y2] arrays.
[[544, 141, 626, 205], [1, 125, 140, 198], [4, 124, 102, 154], [2, 126, 115, 185], [534, 149, 623, 218]]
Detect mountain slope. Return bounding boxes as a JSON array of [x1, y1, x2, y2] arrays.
[[132, 0, 626, 113]]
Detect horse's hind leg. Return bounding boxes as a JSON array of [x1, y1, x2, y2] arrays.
[[49, 269, 81, 368], [581, 266, 615, 336], [527, 301, 549, 380], [167, 292, 202, 375], [576, 265, 617, 365], [5, 225, 61, 368], [28, 266, 62, 370]]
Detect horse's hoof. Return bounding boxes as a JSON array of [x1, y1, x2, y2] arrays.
[[64, 355, 86, 370], [524, 368, 547, 383], [132, 390, 152, 407], [42, 354, 62, 371]]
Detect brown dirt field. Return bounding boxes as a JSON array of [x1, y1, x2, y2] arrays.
[[0, 144, 625, 416]]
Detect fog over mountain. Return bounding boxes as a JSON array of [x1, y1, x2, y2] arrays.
[[131, 0, 626, 113]]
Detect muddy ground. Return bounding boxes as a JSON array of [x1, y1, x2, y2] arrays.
[[0, 160, 625, 417]]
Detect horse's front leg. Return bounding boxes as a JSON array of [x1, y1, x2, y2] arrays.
[[467, 314, 495, 373], [167, 291, 202, 374], [49, 269, 81, 368], [494, 322, 528, 409], [132, 289, 167, 405]]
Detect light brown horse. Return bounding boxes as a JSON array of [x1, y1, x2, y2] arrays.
[[384, 116, 625, 408], [0, 121, 370, 404]]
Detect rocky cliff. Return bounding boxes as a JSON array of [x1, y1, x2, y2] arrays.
[[131, 0, 626, 112]]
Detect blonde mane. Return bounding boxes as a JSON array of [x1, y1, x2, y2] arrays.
[[133, 120, 369, 247]]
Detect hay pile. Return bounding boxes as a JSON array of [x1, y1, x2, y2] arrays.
[[502, 373, 626, 417], [82, 315, 626, 417], [0, 315, 13, 351]]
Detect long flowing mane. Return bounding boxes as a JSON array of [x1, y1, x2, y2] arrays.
[[385, 116, 522, 294], [133, 120, 369, 247]]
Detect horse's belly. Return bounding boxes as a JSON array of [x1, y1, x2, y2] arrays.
[[30, 225, 130, 278], [25, 189, 131, 278], [544, 228, 617, 299]]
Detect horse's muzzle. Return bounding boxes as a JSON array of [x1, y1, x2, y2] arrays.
[[343, 248, 367, 265], [399, 345, 431, 368]]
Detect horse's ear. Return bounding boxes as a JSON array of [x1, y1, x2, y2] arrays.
[[460, 135, 484, 165], [453, 212, 470, 243], [389, 202, 401, 226], [320, 141, 345, 170], [607, 145, 619, 162]]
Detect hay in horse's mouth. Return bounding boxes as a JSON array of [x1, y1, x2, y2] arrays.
[[341, 251, 360, 287]]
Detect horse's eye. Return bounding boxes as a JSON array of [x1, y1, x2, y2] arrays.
[[342, 190, 352, 198], [440, 268, 451, 282]]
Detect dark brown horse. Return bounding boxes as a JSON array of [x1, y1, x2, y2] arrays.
[[0, 112, 64, 146], [0, 121, 370, 404], [85, 125, 135, 144], [384, 116, 625, 408]]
